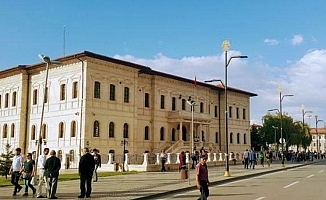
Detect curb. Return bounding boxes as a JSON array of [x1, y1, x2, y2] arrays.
[[133, 161, 321, 200]]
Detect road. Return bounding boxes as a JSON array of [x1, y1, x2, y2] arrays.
[[158, 162, 326, 200]]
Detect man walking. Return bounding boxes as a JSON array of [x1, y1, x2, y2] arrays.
[[195, 155, 210, 200], [249, 150, 257, 169], [78, 148, 95, 198], [9, 148, 24, 196], [243, 149, 249, 169], [92, 149, 101, 182], [44, 150, 61, 199], [160, 149, 167, 172], [37, 148, 49, 198]]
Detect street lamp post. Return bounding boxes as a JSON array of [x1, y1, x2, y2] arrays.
[[120, 138, 128, 172], [222, 40, 248, 177], [186, 100, 195, 185], [272, 126, 278, 152], [315, 115, 323, 159], [301, 105, 313, 152], [278, 86, 293, 167], [36, 54, 62, 171]]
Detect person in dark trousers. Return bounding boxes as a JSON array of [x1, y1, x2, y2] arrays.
[[160, 149, 167, 172], [44, 150, 61, 199], [92, 149, 101, 182], [9, 148, 24, 196], [78, 148, 95, 198], [21, 153, 36, 196], [196, 155, 210, 200]]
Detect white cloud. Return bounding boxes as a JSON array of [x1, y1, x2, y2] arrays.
[[264, 39, 279, 46], [291, 34, 304, 45], [113, 49, 326, 126]]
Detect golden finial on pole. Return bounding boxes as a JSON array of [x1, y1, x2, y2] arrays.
[[222, 40, 230, 52]]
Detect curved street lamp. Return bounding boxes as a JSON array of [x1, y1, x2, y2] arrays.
[[278, 86, 293, 167], [315, 115, 323, 159], [36, 54, 62, 167], [222, 40, 248, 177]]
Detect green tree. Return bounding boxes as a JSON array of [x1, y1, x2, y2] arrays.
[[0, 143, 14, 179], [250, 124, 265, 151]]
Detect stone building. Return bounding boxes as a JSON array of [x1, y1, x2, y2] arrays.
[[0, 51, 256, 168], [309, 128, 326, 153]]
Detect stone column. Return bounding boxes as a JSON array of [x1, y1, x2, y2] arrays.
[[167, 153, 171, 164], [156, 153, 160, 165], [142, 153, 149, 166], [213, 153, 217, 161], [176, 153, 180, 164], [179, 122, 183, 140], [124, 153, 129, 171], [108, 153, 113, 164], [186, 153, 190, 163], [207, 153, 212, 162], [219, 152, 223, 161]]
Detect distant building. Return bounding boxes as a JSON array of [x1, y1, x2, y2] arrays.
[[0, 51, 256, 168], [309, 128, 326, 153]]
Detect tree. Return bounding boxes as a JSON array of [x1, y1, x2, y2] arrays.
[[250, 124, 265, 151], [0, 143, 14, 179]]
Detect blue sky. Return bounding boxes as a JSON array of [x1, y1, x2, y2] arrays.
[[1, 1, 326, 127]]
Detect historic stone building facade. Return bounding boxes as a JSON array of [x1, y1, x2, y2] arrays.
[[0, 51, 256, 168]]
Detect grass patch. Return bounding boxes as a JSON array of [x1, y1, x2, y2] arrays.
[[0, 171, 140, 187]]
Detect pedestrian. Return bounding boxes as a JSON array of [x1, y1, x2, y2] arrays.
[[44, 150, 61, 199], [191, 151, 198, 169], [243, 149, 249, 169], [178, 151, 186, 172], [9, 148, 23, 196], [259, 151, 264, 167], [37, 148, 50, 198], [249, 150, 256, 169], [78, 148, 95, 198], [265, 151, 271, 167], [160, 149, 167, 172], [92, 149, 101, 182], [21, 153, 36, 196], [230, 152, 236, 165], [195, 154, 210, 200]]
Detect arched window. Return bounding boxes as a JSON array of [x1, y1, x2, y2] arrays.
[[109, 149, 115, 161], [71, 121, 76, 137], [172, 97, 176, 111], [200, 102, 204, 113], [93, 120, 100, 137], [144, 126, 149, 140], [160, 127, 165, 141], [5, 93, 9, 108], [32, 90, 38, 105], [182, 99, 186, 110], [72, 82, 78, 99], [44, 87, 49, 103], [2, 124, 8, 138], [109, 122, 114, 138], [60, 84, 66, 101], [69, 150, 75, 162], [12, 91, 17, 107], [237, 133, 240, 144], [123, 123, 129, 138], [230, 132, 233, 144], [202, 131, 205, 142], [124, 87, 129, 103], [11, 123, 15, 137], [109, 84, 116, 101], [58, 150, 63, 161], [171, 128, 176, 141], [31, 125, 36, 140], [42, 124, 47, 139], [244, 133, 247, 144], [59, 122, 64, 138]]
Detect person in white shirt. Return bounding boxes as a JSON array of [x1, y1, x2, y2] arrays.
[[37, 148, 49, 198], [160, 149, 167, 172], [9, 148, 24, 196]]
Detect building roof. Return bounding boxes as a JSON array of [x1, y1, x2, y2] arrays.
[[310, 128, 326, 135], [0, 51, 257, 97]]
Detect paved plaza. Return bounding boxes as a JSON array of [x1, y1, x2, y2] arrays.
[[0, 160, 316, 200]]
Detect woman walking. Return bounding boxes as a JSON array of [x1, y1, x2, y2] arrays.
[[21, 153, 36, 196]]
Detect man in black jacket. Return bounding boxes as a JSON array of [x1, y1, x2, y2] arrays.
[[44, 150, 61, 199], [78, 148, 95, 198]]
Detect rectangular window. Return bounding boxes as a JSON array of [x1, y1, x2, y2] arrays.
[[32, 90, 37, 105], [160, 95, 165, 109], [236, 107, 239, 119], [200, 102, 204, 113], [243, 108, 246, 120], [94, 81, 101, 99], [72, 82, 78, 99], [60, 84, 66, 101], [124, 87, 129, 103], [0, 95, 2, 108], [172, 97, 176, 111], [214, 106, 218, 117], [109, 84, 115, 101], [12, 92, 17, 107], [182, 99, 186, 110], [144, 93, 149, 108], [44, 87, 49, 103], [229, 106, 232, 118]]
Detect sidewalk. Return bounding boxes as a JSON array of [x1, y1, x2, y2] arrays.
[[0, 160, 317, 200]]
